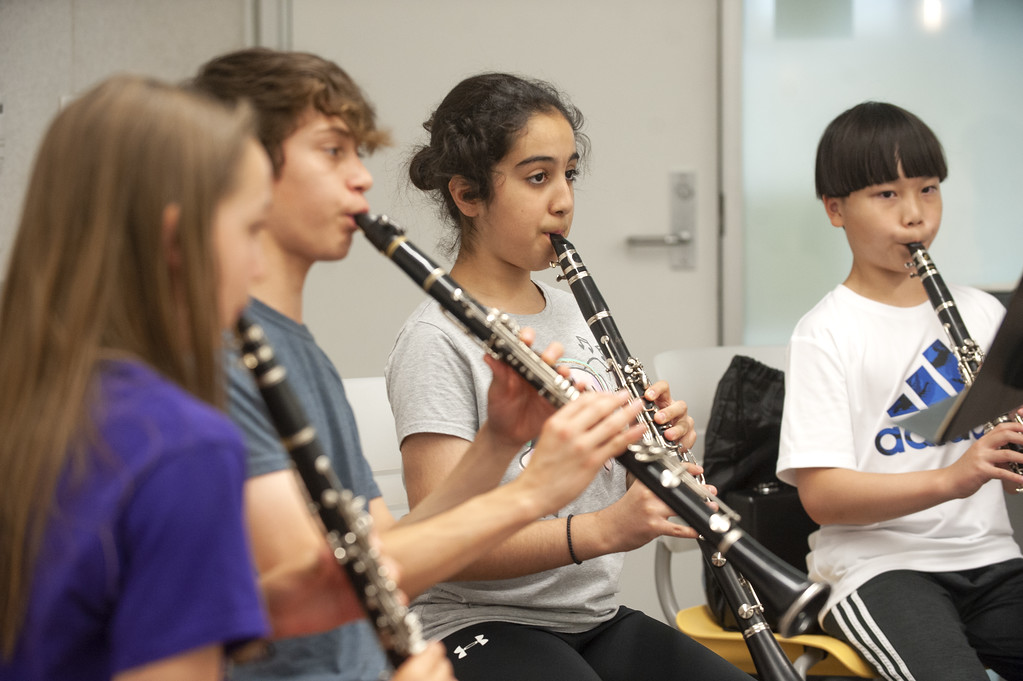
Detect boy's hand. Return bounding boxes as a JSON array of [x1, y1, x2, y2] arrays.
[[947, 417, 1023, 497], [997, 406, 1023, 494]]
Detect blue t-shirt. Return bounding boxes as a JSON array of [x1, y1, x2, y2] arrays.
[[1, 360, 267, 681], [227, 298, 385, 681]]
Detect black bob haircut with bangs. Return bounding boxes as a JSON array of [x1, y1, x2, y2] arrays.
[[814, 101, 948, 199]]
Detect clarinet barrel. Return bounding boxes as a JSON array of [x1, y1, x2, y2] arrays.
[[696, 542, 803, 681]]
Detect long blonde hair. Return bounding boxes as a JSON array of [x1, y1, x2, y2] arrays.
[[0, 74, 255, 657]]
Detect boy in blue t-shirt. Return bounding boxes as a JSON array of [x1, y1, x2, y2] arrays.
[[194, 48, 647, 681]]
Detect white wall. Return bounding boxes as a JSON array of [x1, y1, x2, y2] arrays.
[[0, 0, 734, 378], [741, 0, 1023, 346], [0, 0, 250, 259]]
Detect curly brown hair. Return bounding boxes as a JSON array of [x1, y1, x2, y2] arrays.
[[193, 47, 391, 175], [408, 72, 587, 255]]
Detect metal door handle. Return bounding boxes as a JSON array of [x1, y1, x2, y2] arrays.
[[625, 171, 696, 270], [626, 232, 693, 247]]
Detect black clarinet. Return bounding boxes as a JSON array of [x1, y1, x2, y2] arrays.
[[552, 234, 801, 681], [906, 243, 1023, 492], [235, 314, 426, 671], [355, 212, 829, 639]]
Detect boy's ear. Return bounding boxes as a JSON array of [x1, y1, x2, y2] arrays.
[[822, 196, 845, 228], [449, 176, 481, 218]]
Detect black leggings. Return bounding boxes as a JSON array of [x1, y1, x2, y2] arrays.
[[439, 606, 754, 681]]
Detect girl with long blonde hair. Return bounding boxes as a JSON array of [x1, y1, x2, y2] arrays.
[[0, 74, 273, 681]]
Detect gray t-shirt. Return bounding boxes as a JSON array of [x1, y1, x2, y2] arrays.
[[385, 281, 627, 641], [227, 298, 386, 681]]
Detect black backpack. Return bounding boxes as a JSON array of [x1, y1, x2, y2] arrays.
[[700, 354, 819, 632]]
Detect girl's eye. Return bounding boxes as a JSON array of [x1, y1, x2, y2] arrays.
[[566, 168, 579, 183], [527, 171, 548, 185], [878, 190, 896, 199], [325, 146, 341, 158], [922, 185, 939, 194]]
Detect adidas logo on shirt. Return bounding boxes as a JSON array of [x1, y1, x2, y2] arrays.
[[887, 339, 963, 418], [876, 338, 981, 455]]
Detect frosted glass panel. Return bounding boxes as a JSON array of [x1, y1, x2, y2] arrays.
[[743, 0, 1023, 345]]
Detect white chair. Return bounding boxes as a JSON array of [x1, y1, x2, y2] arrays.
[[341, 376, 409, 518], [651, 345, 788, 618], [651, 345, 876, 679], [654, 345, 787, 464]]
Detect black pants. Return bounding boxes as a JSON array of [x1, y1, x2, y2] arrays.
[[823, 559, 1023, 681], [439, 606, 755, 681]]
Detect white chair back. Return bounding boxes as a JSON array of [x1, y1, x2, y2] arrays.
[[341, 377, 409, 518], [651, 345, 791, 626], [652, 345, 787, 463]]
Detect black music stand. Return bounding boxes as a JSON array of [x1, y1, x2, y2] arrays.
[[902, 277, 1023, 444]]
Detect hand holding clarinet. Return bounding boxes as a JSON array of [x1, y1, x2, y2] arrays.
[[907, 242, 1023, 495]]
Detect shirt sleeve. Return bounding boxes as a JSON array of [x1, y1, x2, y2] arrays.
[[386, 314, 484, 446], [227, 351, 292, 478], [110, 431, 268, 674], [777, 331, 858, 485]]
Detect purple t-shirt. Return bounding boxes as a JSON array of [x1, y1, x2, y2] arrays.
[[1, 360, 268, 680]]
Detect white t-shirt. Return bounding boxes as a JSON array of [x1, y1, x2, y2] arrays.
[[777, 283, 1021, 620]]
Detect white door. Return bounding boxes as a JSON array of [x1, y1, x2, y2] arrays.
[[292, 0, 725, 383], [291, 0, 724, 622]]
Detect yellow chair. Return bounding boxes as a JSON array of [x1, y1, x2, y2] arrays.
[[651, 346, 877, 679], [675, 603, 875, 678], [654, 539, 875, 679]]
